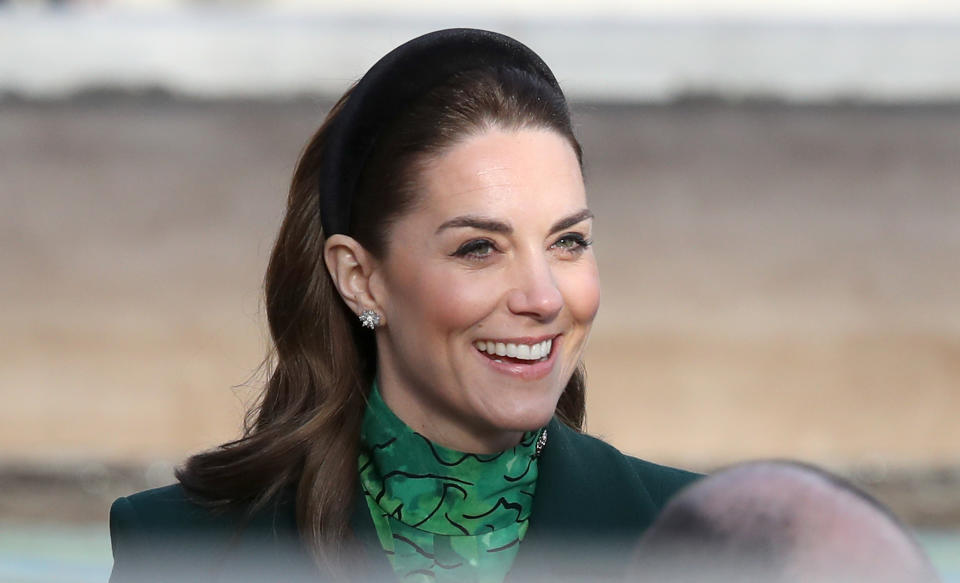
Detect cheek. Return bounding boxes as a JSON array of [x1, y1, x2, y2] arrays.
[[387, 263, 498, 337], [559, 259, 601, 326]]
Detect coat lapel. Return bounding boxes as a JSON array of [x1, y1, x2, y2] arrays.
[[506, 418, 660, 582]]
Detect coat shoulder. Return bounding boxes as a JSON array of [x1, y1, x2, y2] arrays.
[[112, 484, 222, 532], [624, 455, 702, 507], [112, 483, 298, 534], [546, 419, 701, 511], [109, 484, 306, 582]]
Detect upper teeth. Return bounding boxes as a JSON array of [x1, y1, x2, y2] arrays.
[[474, 339, 553, 360]]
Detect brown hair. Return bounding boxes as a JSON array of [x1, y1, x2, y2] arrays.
[[176, 66, 587, 576]]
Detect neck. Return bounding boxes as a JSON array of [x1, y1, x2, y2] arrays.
[[376, 378, 524, 454]]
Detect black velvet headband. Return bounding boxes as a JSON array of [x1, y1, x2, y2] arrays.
[[318, 28, 565, 236]]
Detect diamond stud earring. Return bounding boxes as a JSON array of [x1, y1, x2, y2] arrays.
[[358, 309, 381, 330]]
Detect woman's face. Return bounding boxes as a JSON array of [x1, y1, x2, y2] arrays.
[[369, 127, 600, 453]]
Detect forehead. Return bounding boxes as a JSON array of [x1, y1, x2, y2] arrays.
[[411, 128, 586, 224]]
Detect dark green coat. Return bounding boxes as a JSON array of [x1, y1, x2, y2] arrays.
[[109, 418, 700, 582]]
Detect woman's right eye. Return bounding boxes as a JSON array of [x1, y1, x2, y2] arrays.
[[451, 239, 497, 260]]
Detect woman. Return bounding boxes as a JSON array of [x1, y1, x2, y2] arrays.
[[108, 28, 699, 583]]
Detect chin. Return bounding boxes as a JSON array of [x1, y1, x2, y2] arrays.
[[482, 388, 564, 433]]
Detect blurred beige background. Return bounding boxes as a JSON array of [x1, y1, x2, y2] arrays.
[[3, 100, 958, 482]]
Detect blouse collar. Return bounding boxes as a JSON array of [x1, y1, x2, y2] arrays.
[[358, 381, 542, 536]]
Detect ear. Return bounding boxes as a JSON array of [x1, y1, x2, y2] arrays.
[[323, 234, 383, 319]]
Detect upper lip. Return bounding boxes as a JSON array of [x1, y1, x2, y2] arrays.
[[474, 334, 559, 345]]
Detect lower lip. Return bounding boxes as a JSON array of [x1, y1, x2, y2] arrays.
[[473, 337, 561, 381]]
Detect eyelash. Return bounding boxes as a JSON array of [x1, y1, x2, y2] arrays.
[[451, 239, 498, 260], [450, 233, 592, 261]]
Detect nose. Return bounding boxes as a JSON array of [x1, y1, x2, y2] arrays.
[[505, 253, 563, 322]]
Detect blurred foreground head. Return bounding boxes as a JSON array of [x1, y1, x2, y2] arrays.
[[629, 460, 940, 583]]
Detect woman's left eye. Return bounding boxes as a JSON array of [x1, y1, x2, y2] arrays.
[[551, 233, 592, 254]]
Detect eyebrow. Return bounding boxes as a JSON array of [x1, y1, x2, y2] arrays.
[[435, 215, 511, 235], [549, 208, 594, 233], [435, 208, 594, 236]]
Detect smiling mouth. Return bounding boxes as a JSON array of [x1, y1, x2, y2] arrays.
[[473, 338, 553, 364]]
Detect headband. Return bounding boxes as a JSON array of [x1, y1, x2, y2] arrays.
[[318, 28, 565, 236]]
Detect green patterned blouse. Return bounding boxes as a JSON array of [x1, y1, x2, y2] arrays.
[[358, 383, 544, 583]]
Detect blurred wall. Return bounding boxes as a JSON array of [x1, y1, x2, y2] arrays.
[[1, 5, 959, 521]]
